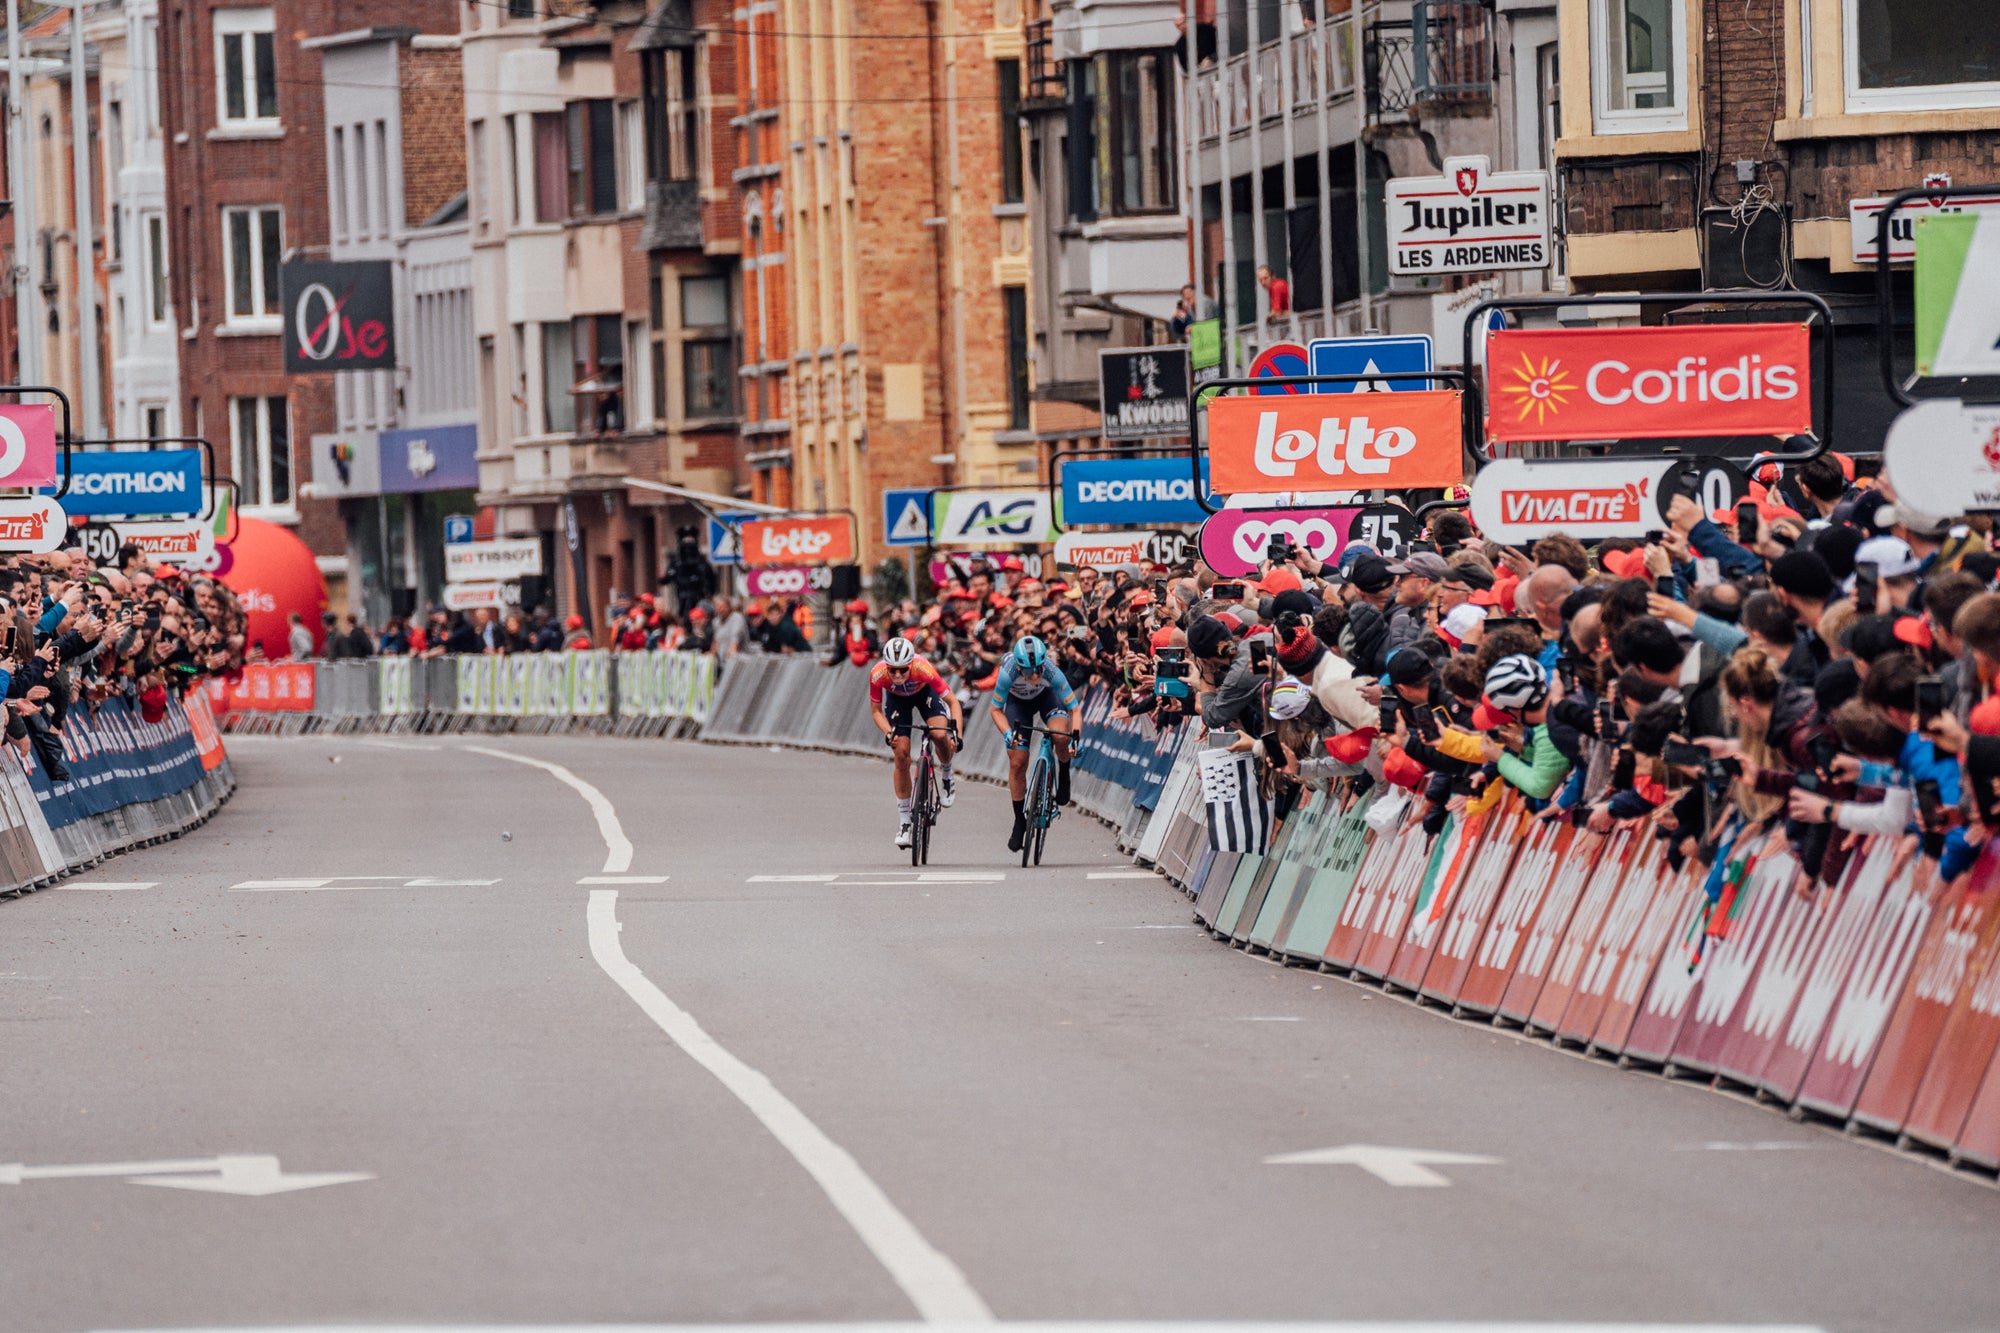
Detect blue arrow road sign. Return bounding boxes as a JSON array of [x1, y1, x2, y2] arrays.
[[706, 511, 761, 564], [1307, 334, 1434, 392], [882, 488, 932, 546]]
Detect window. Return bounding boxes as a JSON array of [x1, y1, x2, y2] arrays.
[[998, 59, 1023, 205], [572, 313, 624, 434], [510, 323, 529, 435], [144, 212, 167, 324], [681, 274, 733, 417], [143, 405, 167, 441], [232, 394, 290, 508], [1103, 51, 1174, 214], [221, 205, 281, 326], [1590, 0, 1686, 132], [353, 124, 370, 237], [1064, 59, 1098, 222], [619, 101, 644, 210], [1844, 0, 2000, 112], [626, 318, 651, 425], [214, 8, 277, 129], [503, 115, 521, 224], [506, 0, 533, 19], [532, 112, 567, 222], [566, 99, 619, 217], [541, 322, 574, 434], [1003, 286, 1029, 430], [329, 127, 347, 241], [470, 119, 490, 233], [642, 47, 699, 183]]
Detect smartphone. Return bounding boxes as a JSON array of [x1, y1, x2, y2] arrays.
[[1643, 529, 1667, 544], [1661, 739, 1709, 768], [1916, 673, 1950, 726], [1917, 778, 1943, 830], [1210, 581, 1245, 602], [1249, 638, 1271, 672], [1854, 561, 1879, 614], [1266, 534, 1291, 564], [1736, 500, 1760, 537], [1259, 729, 1283, 757], [1807, 733, 1841, 776], [145, 606, 161, 630], [1598, 697, 1618, 738]]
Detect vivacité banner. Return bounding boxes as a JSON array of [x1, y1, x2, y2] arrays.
[[1484, 323, 1812, 443]]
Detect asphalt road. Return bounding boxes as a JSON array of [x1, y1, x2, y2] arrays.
[[3, 732, 1998, 1333]]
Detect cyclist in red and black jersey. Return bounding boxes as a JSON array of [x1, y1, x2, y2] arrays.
[[869, 636, 964, 848]]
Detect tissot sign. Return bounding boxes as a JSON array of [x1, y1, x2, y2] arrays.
[[281, 260, 397, 372], [1385, 156, 1551, 275], [1484, 324, 1811, 443]]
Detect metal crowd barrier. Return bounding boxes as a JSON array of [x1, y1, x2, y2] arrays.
[[216, 650, 719, 738]]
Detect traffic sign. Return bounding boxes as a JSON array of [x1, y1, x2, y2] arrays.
[[444, 515, 474, 545], [883, 488, 932, 547], [706, 511, 760, 564], [1247, 343, 1311, 395], [1308, 334, 1434, 392]]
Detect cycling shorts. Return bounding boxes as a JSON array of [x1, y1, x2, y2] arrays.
[[1002, 687, 1071, 749], [884, 690, 950, 733]]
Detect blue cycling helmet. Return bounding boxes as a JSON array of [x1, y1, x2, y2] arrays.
[[1013, 635, 1048, 672]]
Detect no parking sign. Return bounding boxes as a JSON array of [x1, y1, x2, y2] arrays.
[[1247, 343, 1311, 395]]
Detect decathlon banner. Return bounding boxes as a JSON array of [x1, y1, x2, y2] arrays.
[[1485, 324, 1812, 443], [1060, 457, 1212, 525], [49, 449, 204, 518], [1206, 392, 1464, 495]]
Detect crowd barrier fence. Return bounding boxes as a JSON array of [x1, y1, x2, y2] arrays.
[[213, 650, 717, 738], [0, 687, 234, 897]]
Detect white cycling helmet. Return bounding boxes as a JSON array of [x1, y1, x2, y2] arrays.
[[1482, 653, 1549, 713], [882, 636, 918, 668]]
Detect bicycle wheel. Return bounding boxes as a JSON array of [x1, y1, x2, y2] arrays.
[[1024, 747, 1050, 868], [911, 747, 931, 867]]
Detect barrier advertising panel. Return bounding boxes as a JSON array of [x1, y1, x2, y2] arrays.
[[1281, 801, 1375, 962], [1353, 814, 1458, 980], [1324, 805, 1424, 969], [1903, 913, 2000, 1150], [1456, 818, 1580, 1016], [1711, 854, 1848, 1087], [1419, 801, 1532, 1006], [1387, 811, 1483, 991], [1483, 324, 1812, 444], [1672, 835, 1803, 1074], [1594, 869, 1695, 1057], [1946, 1049, 2000, 1168], [27, 695, 208, 829], [230, 662, 317, 711], [1207, 392, 1465, 495], [1558, 836, 1677, 1049], [1526, 827, 1642, 1034]]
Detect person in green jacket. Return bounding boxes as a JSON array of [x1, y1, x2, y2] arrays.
[[1471, 654, 1572, 802]]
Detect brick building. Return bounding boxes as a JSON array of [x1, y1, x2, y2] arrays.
[[1552, 0, 2000, 453], [157, 0, 457, 625]]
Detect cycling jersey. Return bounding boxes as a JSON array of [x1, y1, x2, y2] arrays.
[[992, 654, 1078, 708], [869, 656, 947, 706]]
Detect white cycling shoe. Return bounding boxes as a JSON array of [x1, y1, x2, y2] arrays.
[[895, 821, 914, 849], [941, 776, 957, 808]]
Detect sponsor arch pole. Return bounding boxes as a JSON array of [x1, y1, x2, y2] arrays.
[[1454, 290, 1836, 467]]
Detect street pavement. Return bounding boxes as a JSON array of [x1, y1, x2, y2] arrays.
[[2, 732, 1998, 1333]]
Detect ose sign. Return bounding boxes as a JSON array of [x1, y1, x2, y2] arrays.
[[1385, 155, 1551, 276], [1207, 391, 1464, 495], [282, 260, 397, 372], [1483, 324, 1811, 444], [740, 514, 856, 567]]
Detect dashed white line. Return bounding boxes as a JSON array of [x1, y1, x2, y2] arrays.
[[747, 874, 840, 882], [1086, 871, 1160, 879], [586, 890, 992, 1323], [578, 875, 670, 884], [465, 745, 634, 873], [56, 881, 157, 891]]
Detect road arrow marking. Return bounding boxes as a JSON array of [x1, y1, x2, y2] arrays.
[[0, 1153, 371, 1195], [1264, 1143, 1502, 1187]]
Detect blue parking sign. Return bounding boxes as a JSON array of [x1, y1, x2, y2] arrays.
[[1307, 334, 1434, 392], [444, 515, 474, 545], [882, 488, 932, 547]]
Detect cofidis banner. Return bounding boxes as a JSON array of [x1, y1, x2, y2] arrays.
[[49, 449, 204, 518], [1061, 457, 1212, 525]]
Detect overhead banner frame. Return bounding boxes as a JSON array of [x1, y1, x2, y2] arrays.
[[1873, 182, 2000, 406]]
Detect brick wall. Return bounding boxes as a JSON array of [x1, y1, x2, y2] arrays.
[[400, 48, 467, 227]]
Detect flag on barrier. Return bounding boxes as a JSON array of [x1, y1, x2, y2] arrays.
[[1198, 748, 1268, 855]]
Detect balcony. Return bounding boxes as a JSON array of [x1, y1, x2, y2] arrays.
[[1081, 213, 1189, 322], [640, 178, 703, 251], [1368, 1, 1492, 125], [1194, 14, 1357, 142], [1023, 17, 1064, 110], [508, 435, 630, 499]]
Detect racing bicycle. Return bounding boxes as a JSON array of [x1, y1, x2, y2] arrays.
[[899, 721, 956, 866], [1014, 724, 1065, 867]]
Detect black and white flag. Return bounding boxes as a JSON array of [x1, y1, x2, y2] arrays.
[[1199, 748, 1270, 854]]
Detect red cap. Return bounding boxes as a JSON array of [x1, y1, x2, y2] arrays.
[[1149, 626, 1179, 652], [688, 607, 708, 621], [565, 614, 585, 630], [989, 594, 1014, 608], [1472, 698, 1517, 731], [1974, 694, 2000, 737], [1126, 589, 1154, 608], [1710, 508, 1736, 526], [1000, 555, 1024, 571], [746, 600, 765, 615], [1259, 566, 1304, 594], [1383, 747, 1429, 791], [845, 598, 869, 614], [1894, 616, 1935, 651], [1324, 730, 1375, 765], [1600, 548, 1649, 581]]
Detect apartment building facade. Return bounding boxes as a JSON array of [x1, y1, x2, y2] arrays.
[[95, 0, 178, 442]]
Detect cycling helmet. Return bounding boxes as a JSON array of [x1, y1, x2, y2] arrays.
[[1012, 635, 1048, 672], [882, 636, 918, 668], [1482, 654, 1549, 713]]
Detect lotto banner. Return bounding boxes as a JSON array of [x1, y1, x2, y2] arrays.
[[183, 687, 227, 771], [229, 662, 317, 712], [1206, 392, 1465, 496]]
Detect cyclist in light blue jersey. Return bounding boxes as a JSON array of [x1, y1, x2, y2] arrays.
[[989, 635, 1080, 852]]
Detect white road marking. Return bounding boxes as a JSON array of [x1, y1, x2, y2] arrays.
[[1265, 1143, 1503, 1187], [466, 745, 634, 873], [587, 890, 992, 1323], [1086, 871, 1159, 879], [1684, 1141, 1824, 1152], [748, 872, 1005, 885], [88, 1322, 1836, 1332], [2, 1153, 370, 1196], [56, 881, 157, 891], [578, 875, 670, 884], [94, 1312, 1832, 1320], [231, 878, 499, 892], [748, 874, 840, 882], [350, 738, 443, 752], [1236, 1016, 1303, 1022]]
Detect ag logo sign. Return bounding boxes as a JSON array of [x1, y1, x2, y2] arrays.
[[282, 260, 397, 372], [932, 491, 1055, 547]]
